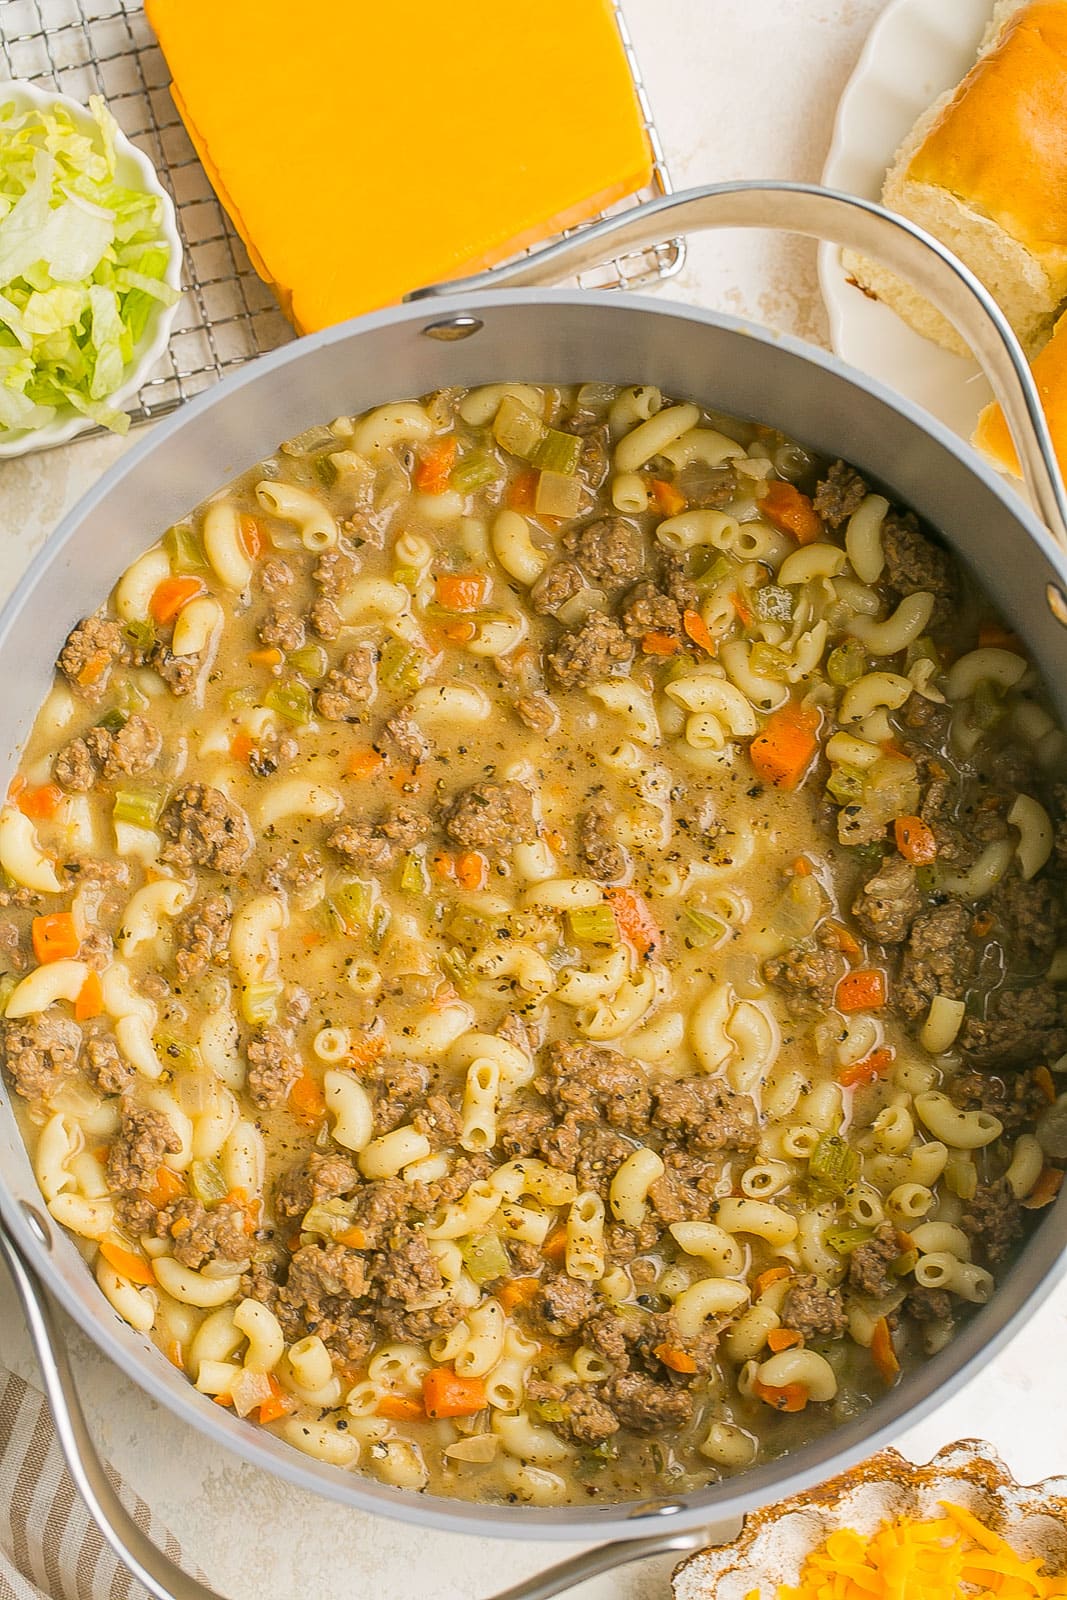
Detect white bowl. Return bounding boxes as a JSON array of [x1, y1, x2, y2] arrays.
[[0, 79, 183, 459]]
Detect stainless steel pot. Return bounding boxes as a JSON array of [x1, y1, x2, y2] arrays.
[[3, 182, 1067, 1600]]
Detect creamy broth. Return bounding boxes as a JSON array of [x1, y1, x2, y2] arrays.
[[3, 381, 1066, 1507]]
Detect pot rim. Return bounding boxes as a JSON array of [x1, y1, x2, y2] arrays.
[[2, 285, 1065, 1542]]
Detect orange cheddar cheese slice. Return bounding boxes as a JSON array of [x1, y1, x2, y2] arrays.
[[145, 0, 655, 334]]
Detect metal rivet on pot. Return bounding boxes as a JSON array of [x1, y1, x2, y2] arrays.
[[627, 1499, 685, 1519], [1048, 582, 1067, 626], [421, 315, 484, 341], [20, 1203, 51, 1247]]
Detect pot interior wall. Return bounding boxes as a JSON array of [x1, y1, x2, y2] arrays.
[[2, 292, 1066, 1539]]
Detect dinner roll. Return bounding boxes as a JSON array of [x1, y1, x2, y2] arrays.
[[845, 1, 1067, 357], [973, 306, 1067, 475]]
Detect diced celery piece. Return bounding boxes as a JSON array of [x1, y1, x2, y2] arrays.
[[565, 904, 619, 945], [370, 903, 391, 952], [96, 708, 128, 736], [189, 1158, 228, 1206], [891, 1248, 919, 1277], [117, 679, 149, 715], [748, 642, 792, 681], [263, 681, 312, 725], [905, 635, 940, 668], [683, 906, 728, 947], [155, 1034, 199, 1073], [330, 879, 374, 934], [826, 763, 868, 805], [492, 395, 547, 461], [163, 524, 207, 572], [226, 686, 257, 711], [697, 554, 736, 589], [112, 787, 165, 829], [399, 850, 428, 895], [825, 1225, 873, 1256], [379, 637, 425, 692], [392, 565, 420, 591], [535, 470, 583, 519], [301, 1198, 356, 1239], [440, 946, 474, 995], [122, 616, 156, 653], [972, 677, 1006, 730], [532, 427, 582, 477], [241, 980, 283, 1026], [288, 644, 327, 680], [451, 452, 499, 493], [809, 1134, 859, 1196], [827, 639, 866, 686], [753, 585, 794, 623], [313, 453, 339, 487], [460, 1231, 510, 1285], [915, 864, 937, 895]]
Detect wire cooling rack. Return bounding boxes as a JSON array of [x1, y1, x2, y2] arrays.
[[0, 0, 685, 439]]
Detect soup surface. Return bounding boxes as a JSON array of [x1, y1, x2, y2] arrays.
[[3, 382, 1066, 1507]]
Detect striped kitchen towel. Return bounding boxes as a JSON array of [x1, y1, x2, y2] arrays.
[[0, 1367, 202, 1600]]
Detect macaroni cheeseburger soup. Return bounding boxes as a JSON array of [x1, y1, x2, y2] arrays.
[[3, 381, 1067, 1505]]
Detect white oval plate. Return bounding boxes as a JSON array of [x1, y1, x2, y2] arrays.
[[819, 0, 996, 442]]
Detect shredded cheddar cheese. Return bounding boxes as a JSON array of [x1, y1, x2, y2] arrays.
[[744, 1503, 1067, 1600]]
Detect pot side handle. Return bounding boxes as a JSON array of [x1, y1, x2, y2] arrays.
[[410, 180, 1067, 552], [0, 1224, 230, 1600]]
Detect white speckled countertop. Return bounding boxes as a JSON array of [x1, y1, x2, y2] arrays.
[[5, 3, 1067, 1596]]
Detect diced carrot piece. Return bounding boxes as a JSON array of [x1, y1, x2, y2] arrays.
[[972, 910, 996, 938], [754, 1265, 792, 1298], [507, 469, 539, 512], [165, 1338, 185, 1370], [442, 620, 477, 644], [289, 1071, 326, 1124], [336, 1226, 368, 1249], [871, 1315, 900, 1384], [731, 591, 754, 626], [542, 1226, 568, 1263], [650, 478, 686, 516], [605, 887, 661, 958], [836, 968, 887, 1013], [894, 814, 938, 864], [214, 1393, 234, 1408], [239, 514, 265, 560], [422, 1368, 487, 1419], [435, 572, 491, 612], [767, 1327, 804, 1353], [414, 436, 458, 495], [148, 1164, 186, 1207], [77, 651, 110, 688], [977, 621, 1023, 652], [757, 480, 822, 544], [17, 783, 63, 821], [791, 856, 812, 877], [753, 1378, 809, 1413], [498, 1276, 541, 1313], [150, 575, 205, 625], [749, 704, 821, 790], [838, 1046, 895, 1090], [32, 912, 79, 965], [257, 1373, 296, 1424], [249, 647, 284, 668], [1022, 1167, 1065, 1209], [822, 919, 861, 957], [640, 630, 680, 657], [98, 1239, 155, 1286], [682, 608, 716, 655], [653, 1342, 698, 1374], [74, 970, 104, 1021], [376, 1392, 426, 1422], [345, 747, 385, 779], [230, 732, 254, 765], [454, 851, 488, 891], [433, 851, 456, 882]]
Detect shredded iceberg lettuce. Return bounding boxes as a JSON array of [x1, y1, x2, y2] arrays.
[[0, 94, 179, 437]]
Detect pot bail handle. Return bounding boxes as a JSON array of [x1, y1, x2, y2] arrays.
[[410, 180, 1067, 551]]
